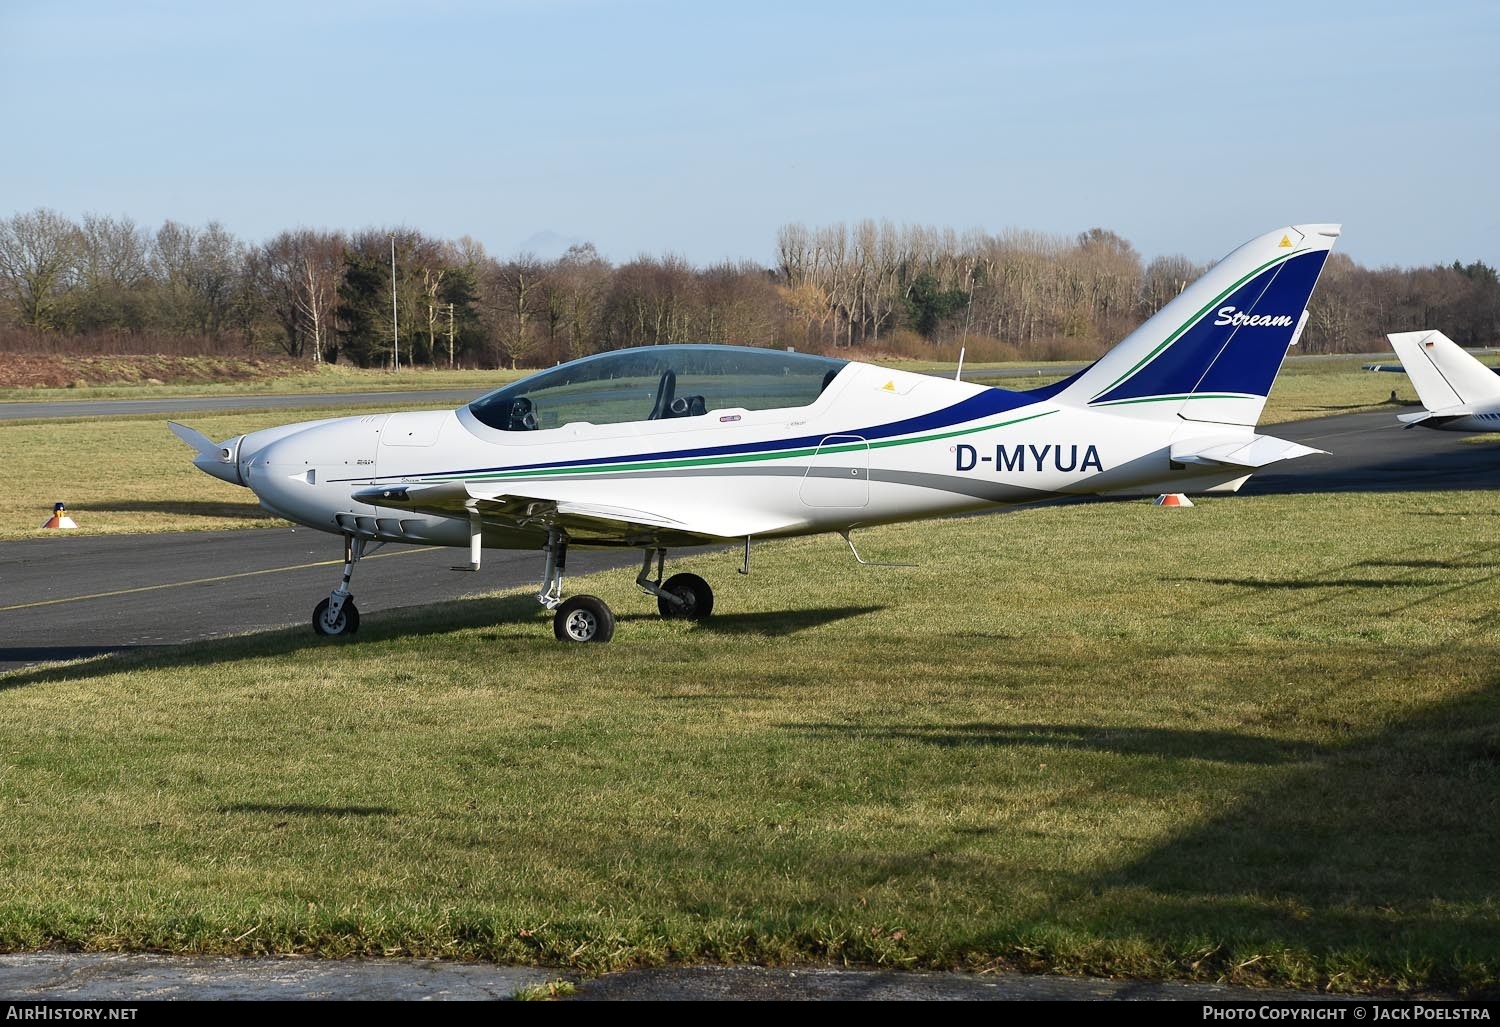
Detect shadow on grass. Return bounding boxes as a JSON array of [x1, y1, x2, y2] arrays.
[[1183, 576, 1436, 590], [0, 593, 881, 691], [1076, 679, 1500, 990], [216, 803, 397, 818], [0, 592, 547, 693], [789, 721, 1324, 765], [1353, 558, 1480, 570], [794, 687, 1500, 990], [86, 500, 269, 518], [0, 645, 174, 665], [1292, 401, 1408, 413], [684, 605, 885, 636]]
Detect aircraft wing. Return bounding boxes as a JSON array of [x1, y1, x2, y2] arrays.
[[1169, 434, 1328, 468], [351, 481, 802, 546]]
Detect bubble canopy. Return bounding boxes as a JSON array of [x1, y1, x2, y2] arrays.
[[466, 345, 850, 432]]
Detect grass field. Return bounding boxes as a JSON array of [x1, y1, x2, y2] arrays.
[[0, 363, 526, 403], [2, 489, 1497, 996], [3, 355, 1492, 995]]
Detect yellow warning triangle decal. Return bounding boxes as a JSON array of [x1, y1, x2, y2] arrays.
[[1278, 235, 1292, 248], [882, 380, 897, 392]]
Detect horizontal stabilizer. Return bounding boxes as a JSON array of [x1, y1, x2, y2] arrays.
[[1398, 406, 1471, 429], [1170, 435, 1328, 468]]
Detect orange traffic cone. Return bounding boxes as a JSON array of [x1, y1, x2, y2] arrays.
[[1153, 493, 1194, 508], [41, 502, 78, 529]]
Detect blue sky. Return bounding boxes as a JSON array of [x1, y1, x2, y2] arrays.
[[2, 0, 1495, 269]]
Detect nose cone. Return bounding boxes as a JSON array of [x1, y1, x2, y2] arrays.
[[244, 416, 387, 527], [170, 421, 247, 486], [192, 436, 245, 484]]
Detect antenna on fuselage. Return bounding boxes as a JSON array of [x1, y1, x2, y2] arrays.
[[954, 347, 966, 382]]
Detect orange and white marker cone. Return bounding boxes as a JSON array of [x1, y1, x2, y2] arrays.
[[1153, 493, 1194, 508], [41, 502, 78, 529]]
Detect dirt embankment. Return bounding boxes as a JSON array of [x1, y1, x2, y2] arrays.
[[0, 354, 303, 389]]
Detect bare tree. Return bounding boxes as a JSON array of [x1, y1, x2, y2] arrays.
[[151, 220, 244, 338], [484, 252, 547, 368], [0, 208, 81, 329], [68, 213, 151, 331], [1141, 254, 1202, 317], [250, 229, 344, 360], [551, 242, 611, 360]]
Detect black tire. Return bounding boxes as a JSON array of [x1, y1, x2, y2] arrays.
[[553, 595, 615, 643], [657, 572, 714, 620], [312, 597, 360, 636]]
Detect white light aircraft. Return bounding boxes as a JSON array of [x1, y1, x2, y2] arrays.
[[172, 223, 1340, 643], [1386, 330, 1500, 431]]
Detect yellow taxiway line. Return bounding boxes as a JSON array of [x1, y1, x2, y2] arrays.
[[0, 547, 435, 613]]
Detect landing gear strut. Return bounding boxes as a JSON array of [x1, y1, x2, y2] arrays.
[[542, 528, 614, 643], [637, 549, 714, 621], [545, 543, 716, 644], [308, 530, 719, 643], [313, 535, 365, 636]]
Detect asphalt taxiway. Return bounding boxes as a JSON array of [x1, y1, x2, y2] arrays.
[[0, 530, 656, 673]]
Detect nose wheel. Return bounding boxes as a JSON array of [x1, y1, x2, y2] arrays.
[[313, 596, 361, 636]]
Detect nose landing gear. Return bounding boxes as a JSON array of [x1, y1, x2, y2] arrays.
[[312, 535, 365, 636]]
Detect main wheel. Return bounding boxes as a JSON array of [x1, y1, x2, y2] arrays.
[[657, 572, 714, 620], [553, 595, 615, 643], [312, 597, 360, 636]]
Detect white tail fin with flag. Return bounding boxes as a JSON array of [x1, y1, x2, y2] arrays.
[[1387, 330, 1500, 430]]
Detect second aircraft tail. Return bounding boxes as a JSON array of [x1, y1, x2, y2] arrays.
[[1387, 330, 1500, 416]]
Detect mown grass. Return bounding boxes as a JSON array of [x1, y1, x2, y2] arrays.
[[0, 364, 523, 403], [1, 491, 1496, 995], [0, 359, 1417, 541]]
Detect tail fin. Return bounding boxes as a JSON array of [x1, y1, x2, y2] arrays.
[[1387, 330, 1500, 412], [1051, 224, 1340, 426]]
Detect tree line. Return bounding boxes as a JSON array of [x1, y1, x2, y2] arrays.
[[1, 208, 1495, 367]]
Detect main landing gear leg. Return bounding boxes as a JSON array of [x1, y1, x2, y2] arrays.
[[313, 535, 365, 636], [547, 528, 616, 644], [636, 548, 715, 621]]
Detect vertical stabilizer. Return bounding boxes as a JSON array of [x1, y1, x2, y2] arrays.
[[1387, 330, 1500, 411], [1051, 224, 1340, 426]]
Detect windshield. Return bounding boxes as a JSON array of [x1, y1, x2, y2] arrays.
[[467, 345, 849, 431]]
